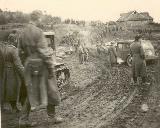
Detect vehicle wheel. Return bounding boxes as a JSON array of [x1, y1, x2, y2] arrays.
[[127, 55, 132, 67]]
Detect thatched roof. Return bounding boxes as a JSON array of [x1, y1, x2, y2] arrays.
[[117, 11, 153, 22]]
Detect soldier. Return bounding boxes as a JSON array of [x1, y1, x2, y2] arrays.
[[130, 35, 148, 85], [108, 41, 118, 67], [83, 43, 89, 63], [0, 41, 24, 112], [78, 44, 85, 64], [18, 22, 63, 126]]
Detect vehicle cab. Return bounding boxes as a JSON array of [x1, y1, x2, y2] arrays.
[[116, 40, 133, 66], [116, 39, 158, 66]]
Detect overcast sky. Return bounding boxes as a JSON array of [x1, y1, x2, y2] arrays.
[[0, 0, 160, 22]]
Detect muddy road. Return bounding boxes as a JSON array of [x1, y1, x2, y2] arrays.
[[2, 53, 160, 128]]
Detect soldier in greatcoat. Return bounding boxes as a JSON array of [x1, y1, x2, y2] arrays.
[[18, 23, 63, 126], [0, 41, 24, 112]]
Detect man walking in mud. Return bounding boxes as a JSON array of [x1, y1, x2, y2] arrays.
[[18, 21, 63, 126], [130, 35, 148, 85]]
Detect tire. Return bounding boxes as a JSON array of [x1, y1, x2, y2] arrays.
[[126, 55, 132, 67]]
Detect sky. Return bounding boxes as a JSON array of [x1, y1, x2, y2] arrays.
[[0, 0, 160, 23]]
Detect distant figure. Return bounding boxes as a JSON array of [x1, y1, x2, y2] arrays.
[[108, 41, 118, 67], [83, 43, 89, 63], [78, 44, 85, 64], [130, 35, 148, 85], [74, 40, 80, 53]]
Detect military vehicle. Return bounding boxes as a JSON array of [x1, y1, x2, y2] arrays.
[[116, 40, 158, 66], [43, 31, 70, 87]]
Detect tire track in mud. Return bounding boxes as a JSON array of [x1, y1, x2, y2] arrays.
[[100, 66, 160, 128], [51, 64, 135, 128], [95, 87, 138, 128], [54, 63, 158, 128]]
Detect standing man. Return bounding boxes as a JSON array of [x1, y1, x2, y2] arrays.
[[83, 43, 89, 63], [130, 35, 148, 85], [0, 41, 24, 112], [18, 22, 62, 126], [78, 44, 85, 64], [108, 41, 117, 67]]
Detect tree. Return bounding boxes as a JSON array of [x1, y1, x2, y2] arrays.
[[41, 14, 53, 24], [13, 11, 30, 23], [0, 13, 7, 24]]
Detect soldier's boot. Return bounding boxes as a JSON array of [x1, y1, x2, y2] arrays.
[[19, 100, 49, 127], [10, 101, 19, 113], [28, 107, 48, 127], [19, 99, 30, 124], [47, 104, 63, 124]]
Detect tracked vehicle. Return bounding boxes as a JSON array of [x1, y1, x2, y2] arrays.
[[43, 31, 70, 87]]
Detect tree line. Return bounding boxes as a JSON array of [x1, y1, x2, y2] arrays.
[[0, 9, 62, 25]]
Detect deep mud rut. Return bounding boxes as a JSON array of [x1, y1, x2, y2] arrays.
[[1, 53, 160, 128]]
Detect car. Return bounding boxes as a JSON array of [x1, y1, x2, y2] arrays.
[[43, 31, 70, 87], [116, 40, 158, 66]]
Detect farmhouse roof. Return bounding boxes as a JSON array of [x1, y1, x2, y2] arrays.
[[117, 11, 153, 22]]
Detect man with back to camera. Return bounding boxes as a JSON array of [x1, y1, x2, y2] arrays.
[[18, 21, 63, 126], [130, 35, 149, 85]]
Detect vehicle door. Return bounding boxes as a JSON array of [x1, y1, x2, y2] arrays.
[[116, 42, 130, 61]]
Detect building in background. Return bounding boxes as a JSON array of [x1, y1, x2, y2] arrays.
[[117, 11, 153, 31]]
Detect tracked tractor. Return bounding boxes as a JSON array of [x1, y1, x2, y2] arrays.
[[43, 31, 70, 88]]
